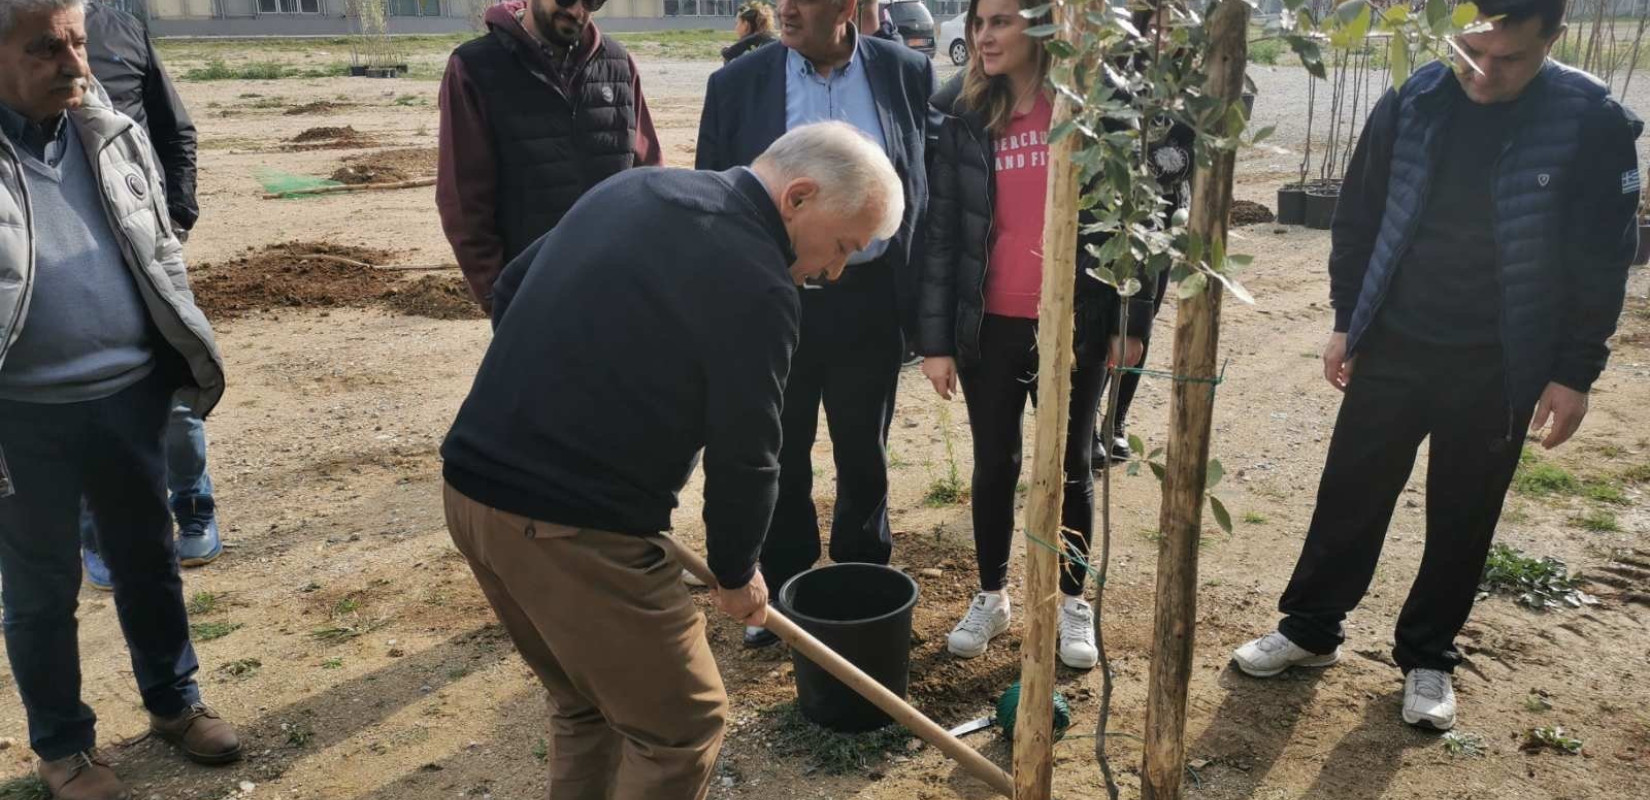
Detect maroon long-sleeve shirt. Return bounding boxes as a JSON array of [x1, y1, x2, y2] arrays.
[[437, 3, 661, 311]]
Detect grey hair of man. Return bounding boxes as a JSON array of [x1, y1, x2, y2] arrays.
[[753, 121, 904, 240], [0, 0, 84, 40]]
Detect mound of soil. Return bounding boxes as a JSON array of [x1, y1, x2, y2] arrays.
[[1231, 199, 1277, 226], [329, 163, 410, 185], [285, 101, 349, 116], [292, 126, 360, 143], [381, 275, 485, 320], [193, 242, 395, 320], [192, 242, 481, 322], [330, 148, 438, 185]]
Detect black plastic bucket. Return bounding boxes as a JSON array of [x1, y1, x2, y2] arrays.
[[1277, 184, 1307, 225], [779, 563, 919, 733]]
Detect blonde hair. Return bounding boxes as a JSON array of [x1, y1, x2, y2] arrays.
[[737, 1, 774, 34], [958, 0, 1053, 135]]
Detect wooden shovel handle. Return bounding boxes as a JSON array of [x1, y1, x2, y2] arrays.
[[654, 535, 1014, 798]]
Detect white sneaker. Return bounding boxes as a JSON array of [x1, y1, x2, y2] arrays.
[[1231, 631, 1341, 678], [947, 592, 1010, 658], [1058, 596, 1099, 670], [1402, 669, 1457, 730]]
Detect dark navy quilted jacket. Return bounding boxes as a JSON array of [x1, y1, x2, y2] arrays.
[[1329, 60, 1642, 415]]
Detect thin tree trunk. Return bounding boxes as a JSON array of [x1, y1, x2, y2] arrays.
[[1139, 0, 1248, 797]]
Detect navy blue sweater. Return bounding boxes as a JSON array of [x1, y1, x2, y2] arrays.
[[442, 168, 799, 589]]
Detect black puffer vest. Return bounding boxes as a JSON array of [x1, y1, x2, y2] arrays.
[[1348, 60, 1624, 414], [453, 27, 637, 263]]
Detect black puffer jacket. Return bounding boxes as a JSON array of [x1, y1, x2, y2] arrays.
[[919, 75, 1153, 366]]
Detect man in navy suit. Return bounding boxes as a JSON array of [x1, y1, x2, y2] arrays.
[[697, 0, 936, 647]]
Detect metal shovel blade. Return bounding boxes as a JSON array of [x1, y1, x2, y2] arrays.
[[947, 715, 994, 738]]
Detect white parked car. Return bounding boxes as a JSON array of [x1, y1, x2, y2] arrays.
[[940, 12, 968, 66]]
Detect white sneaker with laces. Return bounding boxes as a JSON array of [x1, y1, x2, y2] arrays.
[[1058, 596, 1099, 670], [1231, 630, 1341, 677], [1402, 668, 1457, 730], [947, 592, 1010, 658]]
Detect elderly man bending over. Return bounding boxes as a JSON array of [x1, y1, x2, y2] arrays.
[[439, 121, 903, 800], [0, 1, 235, 798]]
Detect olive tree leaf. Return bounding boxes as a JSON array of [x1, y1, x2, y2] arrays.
[[1208, 495, 1234, 534]]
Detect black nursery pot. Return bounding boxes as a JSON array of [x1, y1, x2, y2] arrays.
[[1277, 184, 1307, 225], [1304, 187, 1340, 230]]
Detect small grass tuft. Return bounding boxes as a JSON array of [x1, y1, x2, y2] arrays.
[[0, 777, 51, 800], [393, 94, 426, 106], [321, 657, 344, 670], [218, 658, 263, 679], [333, 597, 361, 616], [1242, 512, 1269, 525], [1570, 509, 1620, 533], [1525, 693, 1553, 713], [532, 738, 549, 764], [191, 621, 242, 642], [1621, 463, 1650, 485], [310, 618, 388, 642], [754, 703, 911, 775], [1582, 480, 1629, 505], [284, 721, 314, 747], [188, 590, 220, 616]]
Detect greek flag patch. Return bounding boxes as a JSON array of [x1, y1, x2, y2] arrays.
[[1623, 168, 1642, 195]]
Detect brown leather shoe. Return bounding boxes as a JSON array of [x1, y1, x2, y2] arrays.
[[37, 751, 131, 800], [149, 703, 242, 765]]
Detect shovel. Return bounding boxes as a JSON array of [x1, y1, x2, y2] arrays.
[[654, 535, 1014, 798]]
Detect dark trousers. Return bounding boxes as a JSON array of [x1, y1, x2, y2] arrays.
[[1277, 330, 1533, 673], [761, 263, 902, 593], [0, 370, 201, 760], [961, 315, 1106, 597]]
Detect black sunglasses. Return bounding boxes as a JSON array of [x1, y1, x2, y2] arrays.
[[555, 0, 607, 10]]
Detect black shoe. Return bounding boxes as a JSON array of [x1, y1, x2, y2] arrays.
[[1091, 430, 1110, 470], [744, 625, 780, 649], [902, 349, 923, 368]]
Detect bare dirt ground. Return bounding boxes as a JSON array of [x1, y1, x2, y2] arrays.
[[0, 54, 1646, 800]]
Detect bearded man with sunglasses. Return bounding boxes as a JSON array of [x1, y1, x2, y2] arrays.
[[437, 0, 661, 314]]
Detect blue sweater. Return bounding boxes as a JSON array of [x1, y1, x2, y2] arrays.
[[441, 168, 799, 589], [0, 111, 154, 403]]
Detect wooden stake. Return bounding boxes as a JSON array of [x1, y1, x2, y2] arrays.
[[654, 535, 1014, 798], [1012, 3, 1086, 797], [1141, 2, 1249, 799]]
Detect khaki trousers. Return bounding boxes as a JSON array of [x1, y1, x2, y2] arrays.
[[443, 483, 727, 800]]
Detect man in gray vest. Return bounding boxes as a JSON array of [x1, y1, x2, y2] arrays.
[[1232, 0, 1641, 732], [0, 1, 240, 797]]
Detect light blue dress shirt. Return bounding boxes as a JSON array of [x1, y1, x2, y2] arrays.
[[784, 33, 891, 265]]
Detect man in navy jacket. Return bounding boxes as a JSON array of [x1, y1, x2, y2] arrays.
[[696, 0, 937, 647], [1232, 0, 1641, 732]]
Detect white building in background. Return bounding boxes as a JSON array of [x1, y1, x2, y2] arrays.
[[130, 0, 738, 36]]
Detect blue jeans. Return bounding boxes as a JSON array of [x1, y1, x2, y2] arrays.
[[0, 370, 203, 759], [80, 400, 213, 553]]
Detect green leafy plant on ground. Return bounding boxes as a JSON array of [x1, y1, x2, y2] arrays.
[[1442, 730, 1485, 758], [1522, 726, 1583, 755], [218, 658, 262, 679], [1479, 544, 1593, 610], [1512, 449, 1581, 497], [191, 621, 242, 642], [754, 703, 912, 775]]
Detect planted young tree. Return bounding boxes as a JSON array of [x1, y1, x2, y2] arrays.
[[1015, 1, 1480, 798]]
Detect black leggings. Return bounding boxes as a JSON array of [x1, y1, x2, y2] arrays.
[[960, 315, 1107, 597]]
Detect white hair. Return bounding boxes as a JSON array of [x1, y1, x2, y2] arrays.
[[0, 0, 84, 40], [754, 121, 904, 241]]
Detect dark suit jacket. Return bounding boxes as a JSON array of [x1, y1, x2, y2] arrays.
[[695, 35, 938, 334]]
